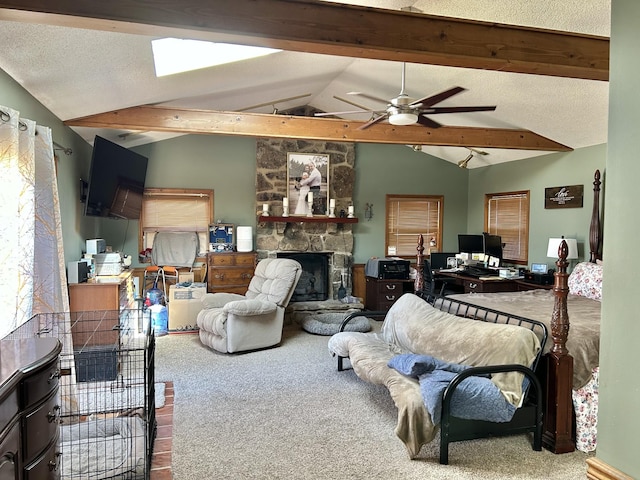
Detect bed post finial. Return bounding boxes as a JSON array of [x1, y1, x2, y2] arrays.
[[543, 239, 575, 454], [589, 169, 602, 263], [415, 234, 425, 293]]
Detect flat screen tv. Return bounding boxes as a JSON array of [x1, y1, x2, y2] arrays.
[[84, 136, 148, 219], [457, 234, 484, 254]]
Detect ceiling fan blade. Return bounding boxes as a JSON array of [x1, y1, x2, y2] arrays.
[[347, 91, 390, 105], [417, 115, 443, 129], [357, 113, 389, 130], [237, 93, 312, 112], [422, 105, 497, 114], [411, 87, 466, 108], [314, 109, 376, 117], [334, 95, 373, 111]]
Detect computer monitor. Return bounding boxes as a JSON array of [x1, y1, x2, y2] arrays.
[[458, 234, 484, 254], [429, 252, 458, 270], [483, 233, 503, 265]]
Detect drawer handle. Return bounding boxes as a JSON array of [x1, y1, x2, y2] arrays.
[[48, 369, 61, 383], [241, 273, 251, 279], [214, 273, 224, 280], [47, 405, 61, 423], [0, 453, 15, 469], [385, 295, 396, 301], [385, 284, 397, 291], [48, 454, 61, 472], [469, 282, 478, 289]]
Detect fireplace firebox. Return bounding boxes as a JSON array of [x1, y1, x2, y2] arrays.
[[277, 252, 330, 302]]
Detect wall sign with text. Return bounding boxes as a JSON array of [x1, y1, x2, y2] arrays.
[[544, 184, 584, 209]]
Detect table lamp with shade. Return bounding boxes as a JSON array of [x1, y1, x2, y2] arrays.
[[547, 237, 579, 270]]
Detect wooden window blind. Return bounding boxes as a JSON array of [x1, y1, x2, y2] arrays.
[[139, 188, 214, 253], [485, 191, 529, 264], [386, 195, 443, 257]]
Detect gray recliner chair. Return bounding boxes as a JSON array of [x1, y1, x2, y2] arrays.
[[196, 258, 302, 353]]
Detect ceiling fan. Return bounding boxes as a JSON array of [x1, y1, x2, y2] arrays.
[[315, 63, 496, 130]]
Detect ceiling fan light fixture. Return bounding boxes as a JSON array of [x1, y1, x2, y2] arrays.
[[389, 112, 418, 125]]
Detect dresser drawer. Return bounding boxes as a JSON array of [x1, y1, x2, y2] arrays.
[[21, 359, 59, 410], [208, 252, 256, 267], [374, 281, 405, 296], [463, 279, 515, 293], [23, 436, 59, 480], [209, 267, 254, 287], [23, 391, 60, 462]]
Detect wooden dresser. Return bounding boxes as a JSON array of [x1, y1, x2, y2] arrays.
[[0, 337, 62, 480], [206, 252, 257, 294], [365, 277, 415, 311], [68, 270, 136, 347]]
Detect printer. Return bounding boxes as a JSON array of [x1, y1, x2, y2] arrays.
[[365, 258, 411, 280], [94, 252, 124, 276]]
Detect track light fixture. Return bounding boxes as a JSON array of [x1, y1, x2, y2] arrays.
[[457, 152, 473, 169]]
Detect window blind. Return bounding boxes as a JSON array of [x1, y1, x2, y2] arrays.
[[386, 196, 443, 257], [486, 191, 529, 264]]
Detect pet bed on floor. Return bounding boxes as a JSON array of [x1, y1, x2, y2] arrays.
[[60, 416, 146, 479], [301, 312, 372, 335]]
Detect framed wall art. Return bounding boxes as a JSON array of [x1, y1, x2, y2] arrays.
[[544, 184, 584, 209], [286, 153, 330, 215]]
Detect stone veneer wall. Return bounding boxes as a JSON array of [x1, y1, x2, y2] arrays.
[[255, 138, 356, 299]]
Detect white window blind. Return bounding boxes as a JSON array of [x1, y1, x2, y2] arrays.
[[386, 195, 443, 257], [140, 189, 213, 253], [486, 191, 529, 264]]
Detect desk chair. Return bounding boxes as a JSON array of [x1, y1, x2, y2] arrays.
[[416, 260, 458, 299], [144, 232, 199, 301]]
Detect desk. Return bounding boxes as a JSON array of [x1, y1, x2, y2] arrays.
[[436, 271, 519, 294]]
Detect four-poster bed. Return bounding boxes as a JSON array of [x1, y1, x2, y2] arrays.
[[414, 169, 603, 454]]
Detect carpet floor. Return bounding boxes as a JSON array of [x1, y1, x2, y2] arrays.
[[154, 322, 593, 479]]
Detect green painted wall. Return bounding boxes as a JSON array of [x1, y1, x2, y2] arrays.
[[352, 143, 469, 263], [596, 0, 640, 476], [468, 145, 606, 266]]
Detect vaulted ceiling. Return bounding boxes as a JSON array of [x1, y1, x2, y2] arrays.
[[0, 0, 610, 167]]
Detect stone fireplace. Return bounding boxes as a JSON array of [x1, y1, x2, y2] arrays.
[[254, 138, 356, 302]]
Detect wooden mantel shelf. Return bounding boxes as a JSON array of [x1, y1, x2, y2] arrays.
[[258, 215, 358, 224]]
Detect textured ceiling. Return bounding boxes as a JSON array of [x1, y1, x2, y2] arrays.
[[0, 0, 611, 167]]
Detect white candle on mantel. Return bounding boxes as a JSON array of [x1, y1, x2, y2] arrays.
[[329, 198, 336, 209], [348, 205, 354, 216], [283, 197, 289, 207], [263, 203, 269, 212], [308, 192, 313, 203]]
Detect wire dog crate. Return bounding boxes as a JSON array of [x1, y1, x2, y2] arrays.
[[6, 308, 156, 479]]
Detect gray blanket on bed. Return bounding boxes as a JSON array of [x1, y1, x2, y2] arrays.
[[447, 290, 601, 389]]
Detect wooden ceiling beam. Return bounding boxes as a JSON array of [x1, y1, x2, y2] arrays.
[[65, 106, 572, 152], [0, 0, 608, 81]]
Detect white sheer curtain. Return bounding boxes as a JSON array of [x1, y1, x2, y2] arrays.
[[0, 105, 70, 336]]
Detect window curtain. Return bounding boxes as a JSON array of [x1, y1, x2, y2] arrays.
[[0, 105, 70, 336]]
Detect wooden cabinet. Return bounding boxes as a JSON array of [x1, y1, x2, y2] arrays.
[[365, 277, 414, 311], [68, 270, 136, 347], [0, 337, 61, 480], [207, 252, 257, 294]]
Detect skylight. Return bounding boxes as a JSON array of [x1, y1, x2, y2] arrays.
[[152, 38, 280, 77]]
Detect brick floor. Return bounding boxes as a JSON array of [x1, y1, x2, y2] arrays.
[[151, 381, 174, 479]]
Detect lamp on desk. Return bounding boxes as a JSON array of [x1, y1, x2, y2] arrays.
[[547, 237, 578, 268]]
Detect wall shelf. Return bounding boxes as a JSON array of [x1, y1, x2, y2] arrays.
[[258, 215, 358, 224]]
